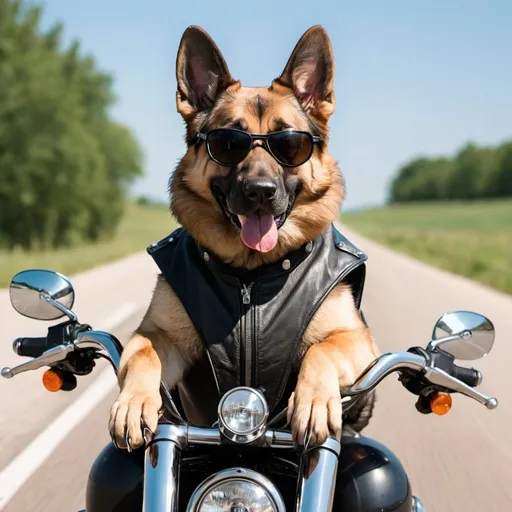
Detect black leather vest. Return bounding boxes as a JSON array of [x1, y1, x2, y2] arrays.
[[147, 223, 368, 426]]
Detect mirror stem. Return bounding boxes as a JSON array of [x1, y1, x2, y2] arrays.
[[427, 332, 470, 352], [40, 292, 78, 323]]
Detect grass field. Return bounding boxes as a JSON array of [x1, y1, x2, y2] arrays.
[[342, 200, 512, 295], [0, 202, 177, 288], [3, 199, 511, 294]]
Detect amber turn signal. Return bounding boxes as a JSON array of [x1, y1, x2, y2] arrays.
[[42, 369, 64, 392], [430, 392, 452, 415]]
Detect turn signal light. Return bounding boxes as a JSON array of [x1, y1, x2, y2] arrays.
[[42, 369, 64, 392], [430, 392, 452, 415]]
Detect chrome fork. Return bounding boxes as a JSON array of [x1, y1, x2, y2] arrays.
[[143, 424, 186, 512], [141, 422, 341, 512], [296, 437, 341, 511]]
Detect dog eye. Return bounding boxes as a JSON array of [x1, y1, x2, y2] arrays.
[[271, 118, 294, 132], [228, 119, 247, 132]]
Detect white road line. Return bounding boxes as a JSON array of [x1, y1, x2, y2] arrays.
[[0, 302, 139, 510]]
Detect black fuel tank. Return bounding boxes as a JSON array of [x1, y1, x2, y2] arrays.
[[333, 435, 413, 511]]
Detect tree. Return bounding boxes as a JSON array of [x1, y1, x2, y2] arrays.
[[444, 143, 491, 200], [481, 142, 512, 198], [389, 140, 512, 203], [0, 0, 144, 250]]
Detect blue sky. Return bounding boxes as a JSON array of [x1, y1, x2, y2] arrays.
[[40, 0, 512, 210]]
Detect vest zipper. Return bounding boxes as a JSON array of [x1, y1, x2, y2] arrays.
[[240, 282, 254, 386], [241, 283, 253, 305]]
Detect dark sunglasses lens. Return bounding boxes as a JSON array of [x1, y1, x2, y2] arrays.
[[267, 132, 313, 166], [207, 130, 252, 166]]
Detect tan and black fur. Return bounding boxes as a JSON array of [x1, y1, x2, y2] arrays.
[[109, 25, 380, 449]]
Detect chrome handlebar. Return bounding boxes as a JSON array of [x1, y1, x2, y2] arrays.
[[1, 330, 123, 379], [1, 330, 499, 411], [74, 330, 123, 372], [344, 351, 427, 395], [157, 423, 295, 449], [343, 350, 497, 410]]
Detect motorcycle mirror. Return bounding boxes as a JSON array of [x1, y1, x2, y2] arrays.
[[9, 269, 76, 321], [428, 310, 495, 360]]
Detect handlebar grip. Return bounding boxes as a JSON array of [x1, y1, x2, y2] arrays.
[[452, 365, 482, 388], [13, 337, 49, 358]]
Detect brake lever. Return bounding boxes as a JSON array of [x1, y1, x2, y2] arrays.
[[423, 366, 498, 410], [1, 344, 75, 379]]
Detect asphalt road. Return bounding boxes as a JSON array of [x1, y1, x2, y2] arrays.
[[0, 225, 511, 511]]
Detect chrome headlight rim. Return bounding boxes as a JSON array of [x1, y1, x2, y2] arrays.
[[217, 386, 269, 444], [185, 467, 286, 512]]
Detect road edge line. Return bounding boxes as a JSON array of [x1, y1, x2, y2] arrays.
[[0, 302, 139, 510]]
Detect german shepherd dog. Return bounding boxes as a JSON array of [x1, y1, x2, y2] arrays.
[[109, 25, 379, 450]]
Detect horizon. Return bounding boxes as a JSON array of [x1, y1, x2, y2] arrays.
[[39, 0, 512, 210]]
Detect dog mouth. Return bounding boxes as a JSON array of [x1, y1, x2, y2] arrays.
[[213, 188, 297, 253]]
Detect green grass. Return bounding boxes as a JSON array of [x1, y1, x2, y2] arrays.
[[0, 202, 177, 288], [341, 200, 512, 295], [3, 199, 510, 295]]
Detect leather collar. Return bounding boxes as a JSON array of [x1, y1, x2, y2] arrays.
[[194, 238, 315, 282]]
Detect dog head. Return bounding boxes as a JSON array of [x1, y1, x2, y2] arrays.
[[169, 25, 345, 269]]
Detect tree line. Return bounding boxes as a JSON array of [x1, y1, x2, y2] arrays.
[[0, 0, 144, 250], [390, 140, 512, 203]]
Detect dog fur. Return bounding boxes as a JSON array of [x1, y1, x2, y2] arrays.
[[109, 25, 380, 450]]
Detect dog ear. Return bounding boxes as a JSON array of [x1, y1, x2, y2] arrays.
[[273, 25, 335, 120], [176, 26, 238, 119]]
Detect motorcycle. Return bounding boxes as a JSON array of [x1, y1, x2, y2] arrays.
[[2, 268, 499, 511]]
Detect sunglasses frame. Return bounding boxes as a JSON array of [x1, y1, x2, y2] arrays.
[[196, 128, 321, 168]]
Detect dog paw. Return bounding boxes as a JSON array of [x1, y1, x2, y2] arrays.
[[287, 375, 342, 447], [109, 392, 162, 451]]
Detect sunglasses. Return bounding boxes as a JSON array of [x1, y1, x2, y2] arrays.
[[196, 128, 321, 168]]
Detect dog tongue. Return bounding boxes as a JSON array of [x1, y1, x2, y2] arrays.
[[238, 213, 278, 252]]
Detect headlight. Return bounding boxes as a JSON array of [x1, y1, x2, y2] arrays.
[[218, 387, 269, 444], [186, 468, 286, 512]]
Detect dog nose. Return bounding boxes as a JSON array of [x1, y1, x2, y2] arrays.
[[243, 178, 277, 203]]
